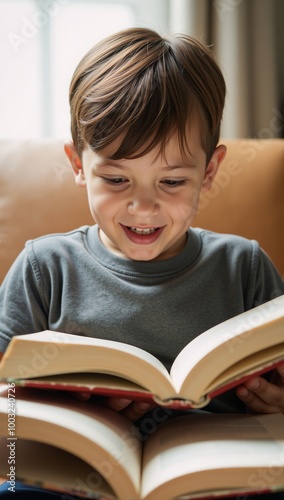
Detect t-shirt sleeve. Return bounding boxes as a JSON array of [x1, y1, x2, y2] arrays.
[[0, 244, 49, 353], [245, 241, 284, 309]]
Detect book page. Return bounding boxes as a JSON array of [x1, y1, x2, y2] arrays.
[[205, 344, 284, 395], [0, 438, 116, 499], [141, 412, 284, 500], [170, 295, 284, 403], [0, 330, 175, 400], [16, 373, 152, 394], [0, 388, 142, 499]]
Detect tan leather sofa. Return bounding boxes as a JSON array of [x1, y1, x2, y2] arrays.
[[0, 138, 283, 284]]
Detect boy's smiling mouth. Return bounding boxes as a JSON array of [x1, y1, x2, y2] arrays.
[[128, 226, 157, 235], [120, 224, 165, 244]]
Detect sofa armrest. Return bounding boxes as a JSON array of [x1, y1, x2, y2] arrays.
[[0, 139, 92, 283], [194, 139, 284, 277]]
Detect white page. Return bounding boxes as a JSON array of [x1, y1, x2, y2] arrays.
[[142, 413, 284, 498]]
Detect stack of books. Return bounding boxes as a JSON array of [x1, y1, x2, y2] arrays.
[[0, 296, 284, 499]]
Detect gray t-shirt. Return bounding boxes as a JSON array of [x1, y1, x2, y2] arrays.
[[1, 225, 283, 373]]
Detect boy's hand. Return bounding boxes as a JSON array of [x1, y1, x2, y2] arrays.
[[104, 397, 155, 421], [236, 365, 284, 413], [72, 392, 155, 421]]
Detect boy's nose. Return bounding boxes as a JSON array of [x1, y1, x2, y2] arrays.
[[127, 193, 159, 217]]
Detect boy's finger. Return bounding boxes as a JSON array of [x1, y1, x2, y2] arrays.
[[246, 376, 284, 408], [120, 401, 155, 421], [104, 397, 133, 412], [237, 377, 284, 412], [102, 398, 155, 421], [244, 397, 280, 414], [276, 364, 284, 385], [71, 391, 92, 401]]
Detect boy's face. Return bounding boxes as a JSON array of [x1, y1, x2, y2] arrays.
[[66, 126, 225, 261]]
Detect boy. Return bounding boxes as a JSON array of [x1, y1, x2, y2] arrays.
[[0, 27, 284, 499]]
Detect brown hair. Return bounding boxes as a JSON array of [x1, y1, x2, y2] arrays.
[[69, 27, 226, 163]]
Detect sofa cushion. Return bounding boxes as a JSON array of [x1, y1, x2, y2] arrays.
[[0, 139, 92, 283], [194, 139, 284, 278]]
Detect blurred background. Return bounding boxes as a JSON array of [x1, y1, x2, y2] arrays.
[[1, 0, 283, 141]]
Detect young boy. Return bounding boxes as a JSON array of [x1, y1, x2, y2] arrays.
[[0, 27, 284, 499]]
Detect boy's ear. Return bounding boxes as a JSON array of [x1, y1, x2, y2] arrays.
[[64, 141, 86, 187], [201, 144, 227, 192]]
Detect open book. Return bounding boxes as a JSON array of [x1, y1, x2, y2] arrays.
[[0, 295, 283, 408], [0, 388, 284, 499]]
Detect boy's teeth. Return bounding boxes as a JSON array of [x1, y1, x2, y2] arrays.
[[129, 227, 156, 235]]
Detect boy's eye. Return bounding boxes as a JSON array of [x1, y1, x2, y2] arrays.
[[103, 177, 127, 185], [161, 179, 187, 187]]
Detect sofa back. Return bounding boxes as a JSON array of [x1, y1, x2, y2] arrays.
[[0, 138, 283, 283]]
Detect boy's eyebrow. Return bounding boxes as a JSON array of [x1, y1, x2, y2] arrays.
[[95, 160, 197, 170], [96, 160, 125, 168], [162, 163, 196, 171]]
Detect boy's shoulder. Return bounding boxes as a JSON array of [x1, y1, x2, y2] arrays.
[[24, 225, 97, 262], [192, 228, 284, 292], [192, 227, 260, 254], [26, 225, 94, 249]]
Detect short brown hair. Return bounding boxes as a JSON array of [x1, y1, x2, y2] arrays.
[[69, 27, 226, 163]]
